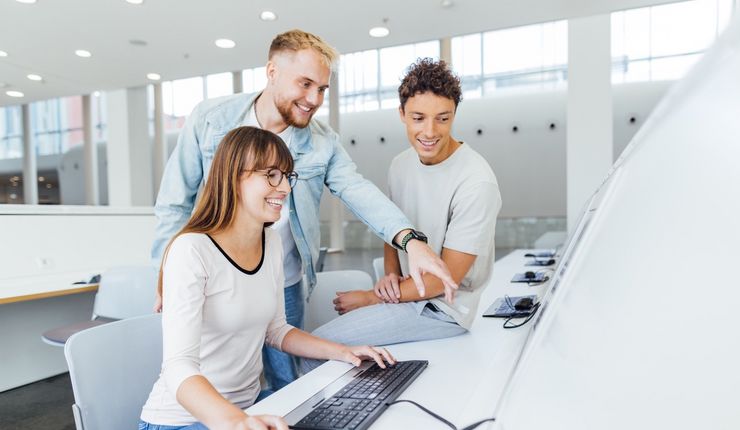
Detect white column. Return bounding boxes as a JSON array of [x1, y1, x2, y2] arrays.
[[567, 14, 613, 232], [232, 70, 243, 94], [152, 83, 167, 198], [106, 86, 153, 206], [82, 94, 99, 205], [440, 37, 452, 65], [328, 71, 345, 251], [21, 104, 38, 205]]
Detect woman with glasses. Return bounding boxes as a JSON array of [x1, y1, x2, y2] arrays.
[[140, 126, 395, 430]]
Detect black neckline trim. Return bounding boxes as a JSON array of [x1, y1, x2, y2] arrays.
[[206, 230, 265, 275]]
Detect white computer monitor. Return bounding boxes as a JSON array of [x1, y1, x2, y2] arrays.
[[490, 13, 740, 430]]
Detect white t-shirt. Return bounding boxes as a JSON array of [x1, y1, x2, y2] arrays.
[[242, 104, 303, 287], [140, 230, 293, 426], [388, 143, 502, 330]]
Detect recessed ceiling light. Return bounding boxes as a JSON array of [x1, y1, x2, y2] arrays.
[[0, 50, 8, 57], [16, 0, 37, 4], [147, 73, 161, 81], [260, 10, 277, 21], [75, 49, 92, 58], [125, 0, 144, 4], [6, 90, 25, 98], [27, 74, 42, 81], [369, 26, 390, 38], [215, 38, 236, 49], [440, 0, 454, 8], [93, 91, 101, 97]]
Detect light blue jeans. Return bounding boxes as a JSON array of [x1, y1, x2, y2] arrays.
[[300, 301, 466, 374], [258, 281, 303, 400], [139, 420, 207, 430]]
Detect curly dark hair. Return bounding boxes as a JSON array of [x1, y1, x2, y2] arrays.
[[398, 58, 462, 111]]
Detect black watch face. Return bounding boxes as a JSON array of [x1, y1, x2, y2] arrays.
[[414, 230, 428, 242]]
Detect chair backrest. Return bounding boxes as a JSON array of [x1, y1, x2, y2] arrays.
[[372, 257, 384, 283], [94, 266, 157, 320], [64, 314, 162, 430], [316, 247, 328, 272], [305, 270, 373, 332]]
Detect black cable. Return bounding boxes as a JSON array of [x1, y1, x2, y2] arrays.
[[385, 399, 496, 430], [503, 302, 541, 329]]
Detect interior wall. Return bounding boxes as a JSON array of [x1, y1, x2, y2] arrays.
[[319, 80, 674, 222]]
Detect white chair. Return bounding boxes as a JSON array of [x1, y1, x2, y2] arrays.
[[64, 313, 162, 430], [305, 270, 373, 332], [372, 257, 384, 283], [42, 265, 157, 346]]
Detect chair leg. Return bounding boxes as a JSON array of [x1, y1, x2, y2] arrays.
[[72, 404, 84, 430]]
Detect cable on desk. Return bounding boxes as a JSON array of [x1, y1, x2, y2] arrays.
[[385, 399, 496, 430], [503, 302, 541, 329]]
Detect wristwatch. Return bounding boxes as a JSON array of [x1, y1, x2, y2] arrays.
[[396, 230, 428, 253]]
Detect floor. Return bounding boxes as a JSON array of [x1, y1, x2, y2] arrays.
[[0, 247, 514, 429]]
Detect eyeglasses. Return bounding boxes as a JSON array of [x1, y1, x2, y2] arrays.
[[250, 168, 298, 188]]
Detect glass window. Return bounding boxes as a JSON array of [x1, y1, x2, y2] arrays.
[[622, 7, 651, 60], [452, 34, 482, 77], [171, 76, 204, 117], [380, 44, 415, 87], [242, 69, 255, 94], [651, 0, 716, 57], [484, 24, 543, 74], [0, 105, 22, 159], [252, 67, 267, 93], [612, 0, 734, 83], [206, 72, 233, 99], [455, 20, 568, 96], [31, 96, 83, 156]]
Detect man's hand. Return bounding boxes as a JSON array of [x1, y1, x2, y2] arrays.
[[405, 239, 458, 303], [373, 273, 407, 303], [333, 290, 381, 314]]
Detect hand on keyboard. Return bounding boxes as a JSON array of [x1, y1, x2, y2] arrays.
[[336, 345, 396, 369], [232, 413, 288, 430]]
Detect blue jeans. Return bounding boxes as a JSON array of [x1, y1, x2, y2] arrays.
[[258, 281, 303, 400], [139, 420, 207, 430]]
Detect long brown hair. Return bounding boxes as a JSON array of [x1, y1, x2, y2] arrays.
[[157, 126, 294, 297]]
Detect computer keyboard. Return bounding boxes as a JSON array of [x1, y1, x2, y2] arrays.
[[290, 360, 428, 430]]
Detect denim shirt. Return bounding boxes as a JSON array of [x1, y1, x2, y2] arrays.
[[152, 92, 412, 295]]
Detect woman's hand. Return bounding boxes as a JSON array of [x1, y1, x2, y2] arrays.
[[333, 290, 381, 314], [373, 273, 407, 303], [222, 414, 289, 430], [334, 345, 396, 369], [153, 292, 163, 313]]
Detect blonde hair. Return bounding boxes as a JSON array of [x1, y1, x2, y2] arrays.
[[269, 29, 339, 70], [157, 126, 293, 298]]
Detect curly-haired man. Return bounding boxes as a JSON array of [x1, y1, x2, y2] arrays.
[[302, 59, 502, 369]]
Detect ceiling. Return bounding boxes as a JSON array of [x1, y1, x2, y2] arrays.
[[0, 0, 678, 107]]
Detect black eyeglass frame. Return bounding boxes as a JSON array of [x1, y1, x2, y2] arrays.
[[245, 168, 299, 188]]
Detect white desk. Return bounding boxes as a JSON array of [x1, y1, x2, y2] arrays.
[[0, 205, 155, 392], [247, 249, 552, 429]]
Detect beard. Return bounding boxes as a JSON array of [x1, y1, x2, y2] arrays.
[[275, 98, 314, 129]]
